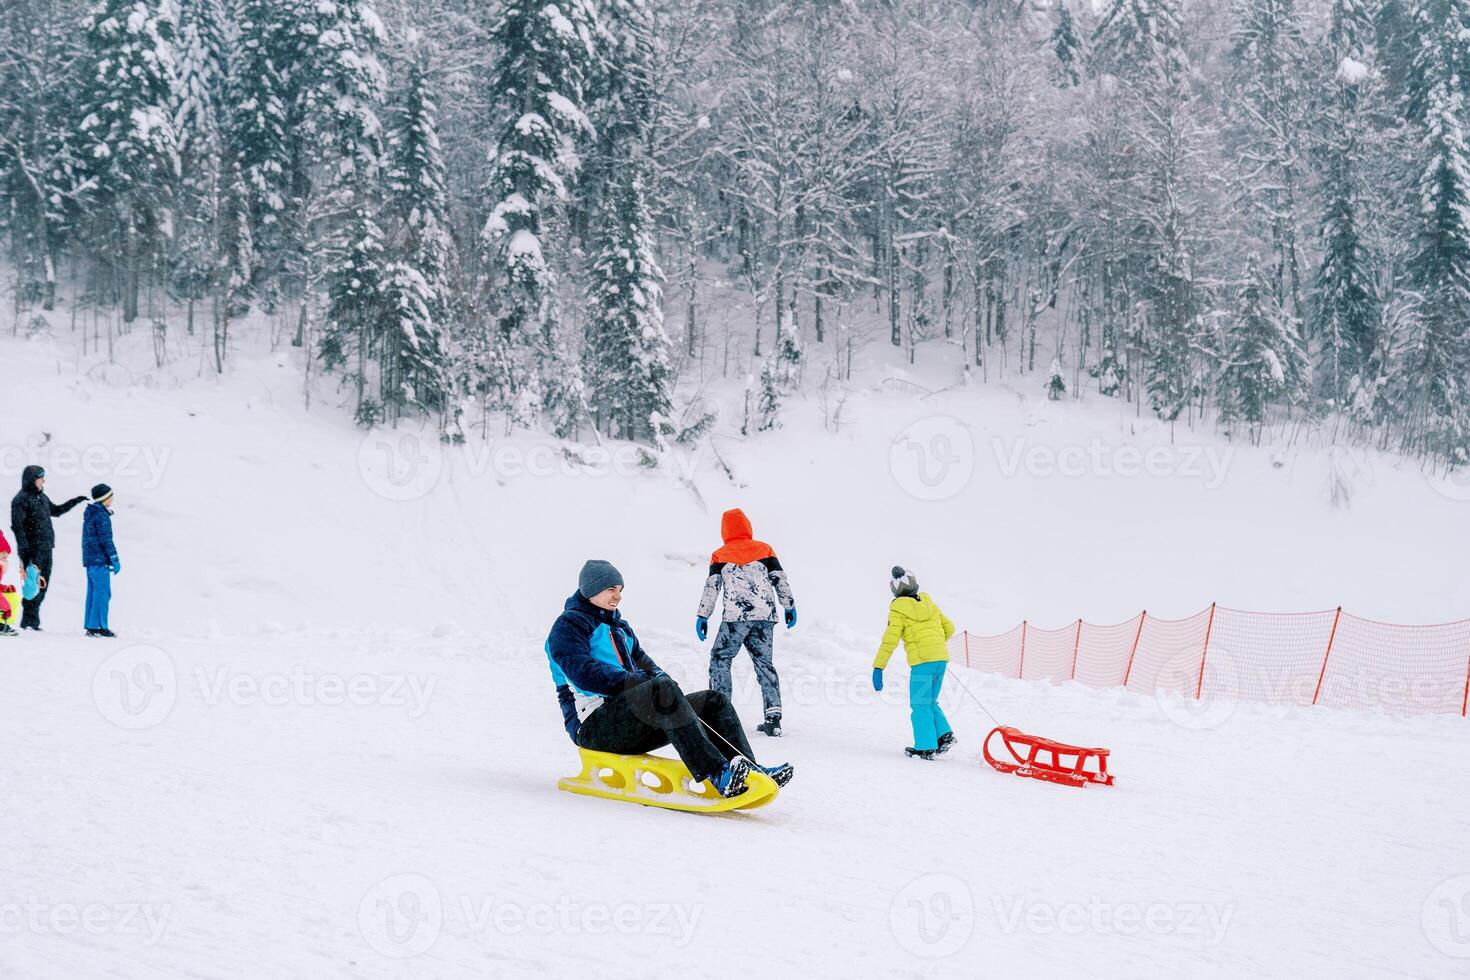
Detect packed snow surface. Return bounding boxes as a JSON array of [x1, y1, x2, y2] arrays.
[[3, 325, 1468, 978]]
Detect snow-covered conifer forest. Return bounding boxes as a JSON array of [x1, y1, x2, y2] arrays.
[[4, 0, 1469, 465]]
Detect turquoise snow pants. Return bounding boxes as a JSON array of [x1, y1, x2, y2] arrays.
[[908, 662, 952, 752]]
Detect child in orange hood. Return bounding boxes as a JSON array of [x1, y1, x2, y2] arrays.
[[695, 508, 797, 736]]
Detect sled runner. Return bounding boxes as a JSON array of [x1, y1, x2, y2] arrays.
[[982, 725, 1114, 788], [558, 748, 780, 814]]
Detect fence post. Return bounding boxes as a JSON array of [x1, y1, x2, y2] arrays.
[[1121, 611, 1147, 688], [1311, 607, 1342, 707], [963, 630, 970, 669], [1461, 644, 1469, 718], [1069, 619, 1082, 681], [1195, 603, 1217, 700], [1018, 621, 1028, 680]]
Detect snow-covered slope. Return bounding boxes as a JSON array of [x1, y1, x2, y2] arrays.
[[4, 322, 1469, 978]]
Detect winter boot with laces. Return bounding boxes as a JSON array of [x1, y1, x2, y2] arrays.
[[709, 757, 752, 799]]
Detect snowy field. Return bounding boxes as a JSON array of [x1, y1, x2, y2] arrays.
[[4, 324, 1470, 978]]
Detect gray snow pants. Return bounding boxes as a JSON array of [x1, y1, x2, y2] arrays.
[[709, 620, 781, 720]]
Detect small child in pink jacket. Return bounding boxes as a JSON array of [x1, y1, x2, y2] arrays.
[[0, 529, 16, 635]]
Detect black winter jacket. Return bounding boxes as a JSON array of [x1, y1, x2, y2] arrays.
[[10, 465, 85, 563]]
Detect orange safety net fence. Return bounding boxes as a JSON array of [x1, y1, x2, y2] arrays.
[[950, 605, 1470, 717]]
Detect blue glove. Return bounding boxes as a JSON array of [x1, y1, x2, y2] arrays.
[[872, 668, 884, 692], [109, 558, 121, 575], [695, 616, 708, 641], [784, 607, 797, 629]]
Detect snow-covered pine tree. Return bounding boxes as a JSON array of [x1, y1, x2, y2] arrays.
[[227, 0, 297, 301], [1392, 6, 1470, 460], [1050, 4, 1084, 87], [584, 0, 654, 195], [1092, 0, 1208, 419], [1314, 0, 1381, 407], [75, 0, 182, 325], [721, 6, 813, 356], [379, 42, 453, 424], [302, 0, 389, 415], [173, 0, 227, 336], [1085, 0, 1192, 409], [1374, 0, 1418, 96], [1091, 0, 1186, 82], [791, 2, 871, 347], [1218, 255, 1308, 438], [1047, 358, 1067, 400], [775, 325, 803, 388], [296, 0, 386, 186], [1228, 0, 1310, 319], [859, 3, 946, 350], [479, 0, 599, 431], [0, 1, 84, 312], [756, 357, 782, 432], [585, 163, 673, 445], [320, 199, 387, 424], [1404, 0, 1470, 121], [212, 154, 253, 372]]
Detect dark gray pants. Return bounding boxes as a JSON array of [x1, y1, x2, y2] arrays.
[[709, 620, 781, 720]]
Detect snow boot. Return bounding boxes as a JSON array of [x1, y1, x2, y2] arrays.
[[751, 761, 794, 788], [905, 747, 937, 761], [709, 757, 752, 799], [0, 624, 16, 637], [85, 629, 101, 637], [935, 731, 956, 755], [97, 629, 117, 638], [756, 714, 783, 737]]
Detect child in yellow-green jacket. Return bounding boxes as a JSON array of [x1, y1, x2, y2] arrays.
[[872, 566, 956, 760]]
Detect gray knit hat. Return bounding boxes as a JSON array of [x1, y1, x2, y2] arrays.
[[890, 565, 919, 598], [579, 559, 624, 599]]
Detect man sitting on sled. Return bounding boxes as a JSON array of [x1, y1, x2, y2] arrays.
[[546, 560, 794, 800]]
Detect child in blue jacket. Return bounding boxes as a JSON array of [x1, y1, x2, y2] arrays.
[[81, 484, 121, 637]]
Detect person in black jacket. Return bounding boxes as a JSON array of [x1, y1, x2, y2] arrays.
[[9, 465, 87, 631]]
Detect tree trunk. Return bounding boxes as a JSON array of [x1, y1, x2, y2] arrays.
[[122, 208, 140, 324], [942, 249, 954, 339], [685, 256, 697, 357], [774, 274, 785, 349]]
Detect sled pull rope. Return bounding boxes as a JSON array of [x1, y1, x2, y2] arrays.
[[697, 716, 766, 767], [940, 664, 1003, 728]]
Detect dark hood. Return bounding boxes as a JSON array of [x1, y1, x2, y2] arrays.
[[20, 465, 43, 493]]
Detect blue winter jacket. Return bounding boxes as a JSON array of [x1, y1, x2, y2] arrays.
[[81, 503, 118, 568], [546, 592, 663, 742]]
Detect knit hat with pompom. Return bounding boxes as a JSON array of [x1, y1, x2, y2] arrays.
[[890, 566, 919, 598]]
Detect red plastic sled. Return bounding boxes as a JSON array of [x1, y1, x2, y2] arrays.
[[982, 726, 1114, 788]]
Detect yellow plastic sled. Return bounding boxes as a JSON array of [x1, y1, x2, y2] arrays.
[[558, 749, 780, 814]]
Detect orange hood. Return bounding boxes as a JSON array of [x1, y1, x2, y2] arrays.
[[711, 508, 775, 565]]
